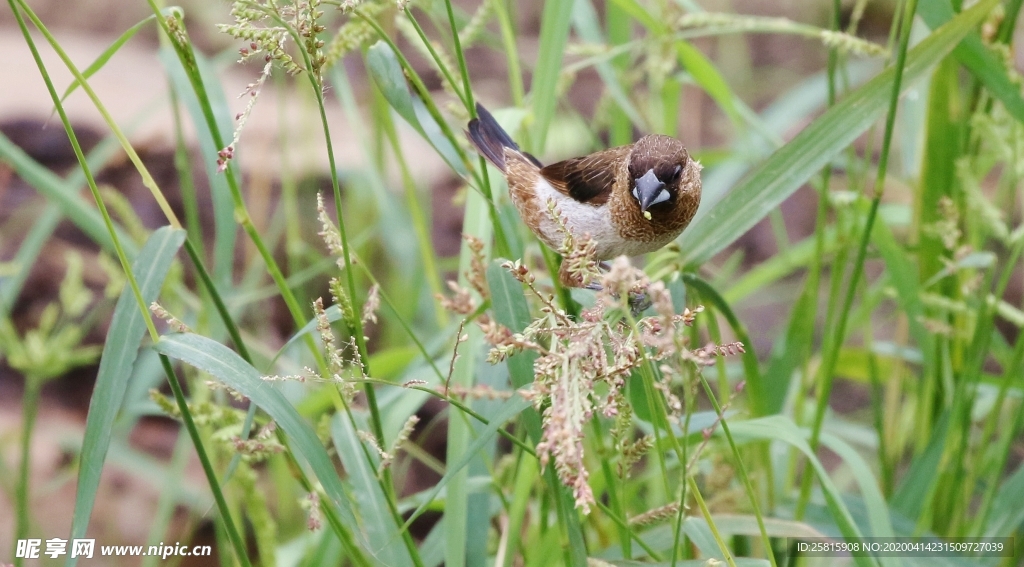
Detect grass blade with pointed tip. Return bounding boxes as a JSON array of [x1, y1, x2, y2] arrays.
[[58, 14, 157, 105], [677, 0, 998, 266], [66, 226, 185, 567]]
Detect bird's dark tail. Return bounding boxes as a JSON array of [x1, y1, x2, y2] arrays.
[[466, 103, 540, 172]]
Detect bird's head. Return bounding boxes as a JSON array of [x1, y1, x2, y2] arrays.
[[627, 135, 696, 218]]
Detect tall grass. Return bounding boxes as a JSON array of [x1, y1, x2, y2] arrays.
[[3, 0, 1023, 566]]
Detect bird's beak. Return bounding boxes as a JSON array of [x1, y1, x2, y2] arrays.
[[633, 169, 669, 213]]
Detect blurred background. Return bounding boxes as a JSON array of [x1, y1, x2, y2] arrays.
[[2, 0, 1022, 564]]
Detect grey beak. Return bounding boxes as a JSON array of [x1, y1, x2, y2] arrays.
[[633, 169, 667, 213]]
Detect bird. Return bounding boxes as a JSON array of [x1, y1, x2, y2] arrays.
[[466, 103, 702, 286]]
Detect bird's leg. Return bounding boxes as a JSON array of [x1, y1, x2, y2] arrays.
[[627, 291, 652, 315]]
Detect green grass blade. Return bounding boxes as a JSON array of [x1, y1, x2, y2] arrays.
[[918, 0, 1024, 125], [365, 40, 467, 176], [57, 14, 157, 105], [729, 416, 878, 567], [400, 393, 531, 531], [158, 47, 237, 283], [871, 216, 933, 373], [570, 0, 648, 131], [444, 187, 491, 567], [819, 433, 895, 541], [487, 260, 590, 562], [485, 259, 558, 442], [606, 0, 661, 33], [331, 413, 416, 567], [682, 275, 763, 414], [891, 413, 950, 522], [0, 205, 61, 311], [528, 0, 575, 153], [983, 459, 1024, 537], [486, 261, 537, 393], [676, 40, 739, 125], [0, 131, 137, 257], [153, 333, 369, 549], [486, 262, 590, 565], [66, 226, 185, 567], [677, 0, 998, 265]]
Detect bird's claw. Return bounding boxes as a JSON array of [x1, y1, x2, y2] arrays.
[[583, 282, 651, 317], [628, 291, 652, 316]]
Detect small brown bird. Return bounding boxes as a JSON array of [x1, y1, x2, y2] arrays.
[[467, 103, 702, 284]]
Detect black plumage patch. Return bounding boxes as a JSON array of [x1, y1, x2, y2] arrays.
[[466, 103, 541, 172], [540, 146, 629, 206]]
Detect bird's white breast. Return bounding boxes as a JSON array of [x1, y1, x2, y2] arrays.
[[527, 177, 654, 259]]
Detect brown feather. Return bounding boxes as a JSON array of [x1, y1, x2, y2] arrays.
[[539, 145, 630, 206]]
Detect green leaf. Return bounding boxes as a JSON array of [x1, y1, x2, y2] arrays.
[[677, 0, 999, 265], [918, 0, 1024, 125], [366, 41, 422, 132], [891, 413, 950, 522], [486, 260, 542, 443], [606, 0, 661, 33], [364, 41, 467, 176], [486, 260, 535, 388], [153, 333, 369, 549], [66, 227, 185, 567], [872, 215, 933, 371], [683, 274, 764, 414], [819, 433, 895, 541]]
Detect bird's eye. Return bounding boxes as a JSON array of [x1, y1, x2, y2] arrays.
[[671, 165, 682, 180]]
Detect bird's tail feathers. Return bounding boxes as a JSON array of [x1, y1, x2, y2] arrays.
[[466, 103, 539, 172]]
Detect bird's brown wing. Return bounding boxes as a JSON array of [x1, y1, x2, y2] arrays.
[[539, 145, 629, 206]]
